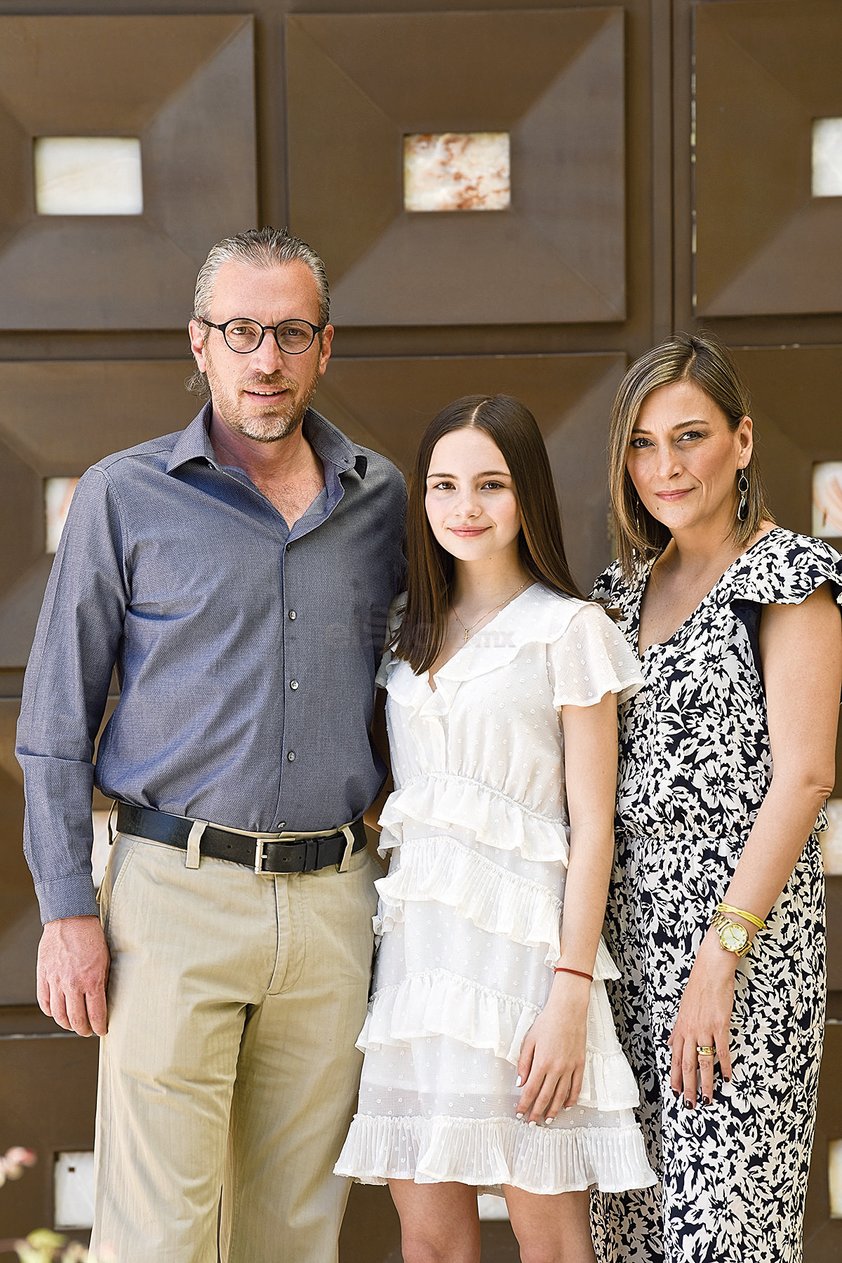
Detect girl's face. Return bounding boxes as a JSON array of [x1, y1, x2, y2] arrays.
[[625, 379, 752, 538], [425, 427, 522, 565]]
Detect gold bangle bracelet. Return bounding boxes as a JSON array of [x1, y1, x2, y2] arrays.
[[717, 902, 766, 931]]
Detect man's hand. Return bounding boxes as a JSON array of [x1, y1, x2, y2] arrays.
[[37, 916, 110, 1037]]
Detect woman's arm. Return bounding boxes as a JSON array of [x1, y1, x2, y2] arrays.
[[670, 583, 841, 1105], [516, 691, 619, 1124]]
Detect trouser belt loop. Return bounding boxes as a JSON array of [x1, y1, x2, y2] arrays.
[[337, 823, 357, 873], [106, 799, 119, 846], [185, 819, 208, 870]]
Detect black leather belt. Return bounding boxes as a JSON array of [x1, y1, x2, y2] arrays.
[[115, 802, 367, 875]]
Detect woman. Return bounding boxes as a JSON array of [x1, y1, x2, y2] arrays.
[[589, 332, 842, 1262], [336, 395, 655, 1263]]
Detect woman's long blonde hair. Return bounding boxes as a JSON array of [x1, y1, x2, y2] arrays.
[[608, 331, 773, 578]]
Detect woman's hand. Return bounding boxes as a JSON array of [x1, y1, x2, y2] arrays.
[[668, 930, 738, 1105], [515, 974, 590, 1123]]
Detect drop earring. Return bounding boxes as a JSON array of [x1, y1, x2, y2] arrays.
[[737, 470, 749, 522]]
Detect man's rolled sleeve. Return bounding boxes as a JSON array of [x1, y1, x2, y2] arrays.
[[16, 468, 128, 923]]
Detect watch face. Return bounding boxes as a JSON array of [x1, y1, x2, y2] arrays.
[[721, 923, 748, 952]]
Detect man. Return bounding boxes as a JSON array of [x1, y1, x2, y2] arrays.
[[16, 227, 406, 1262]]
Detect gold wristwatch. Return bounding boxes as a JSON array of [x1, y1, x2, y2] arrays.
[[710, 909, 751, 957]]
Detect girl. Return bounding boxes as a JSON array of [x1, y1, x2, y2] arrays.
[[337, 395, 655, 1262]]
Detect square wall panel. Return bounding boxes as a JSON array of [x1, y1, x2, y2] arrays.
[[0, 16, 256, 329], [287, 9, 625, 326], [313, 352, 626, 590], [731, 347, 842, 539], [0, 1035, 98, 1242], [695, 1, 842, 316], [0, 361, 199, 668]]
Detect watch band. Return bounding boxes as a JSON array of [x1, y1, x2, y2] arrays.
[[711, 910, 752, 957]]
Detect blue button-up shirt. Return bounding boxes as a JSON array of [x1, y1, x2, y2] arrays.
[[17, 405, 406, 923]]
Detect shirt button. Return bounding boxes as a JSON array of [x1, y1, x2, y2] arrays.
[[278, 822, 286, 829], [290, 680, 299, 690], [287, 751, 296, 762], [288, 610, 297, 620]]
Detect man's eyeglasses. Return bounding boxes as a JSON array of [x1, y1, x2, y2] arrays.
[[196, 316, 324, 355]]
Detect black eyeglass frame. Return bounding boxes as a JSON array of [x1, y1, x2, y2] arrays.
[[196, 315, 325, 355]]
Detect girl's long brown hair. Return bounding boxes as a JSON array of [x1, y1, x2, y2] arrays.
[[396, 394, 584, 674]]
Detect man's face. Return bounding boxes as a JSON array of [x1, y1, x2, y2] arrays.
[[188, 260, 333, 443]]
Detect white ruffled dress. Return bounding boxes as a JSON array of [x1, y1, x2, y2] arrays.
[[335, 584, 656, 1195]]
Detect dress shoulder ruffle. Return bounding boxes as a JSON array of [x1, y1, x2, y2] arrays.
[[547, 601, 643, 708], [381, 585, 643, 705], [723, 528, 842, 608]]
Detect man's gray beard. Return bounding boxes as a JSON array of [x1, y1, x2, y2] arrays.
[[227, 376, 319, 444]]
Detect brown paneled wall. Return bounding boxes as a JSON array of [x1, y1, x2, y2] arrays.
[[0, 1, 839, 1258]]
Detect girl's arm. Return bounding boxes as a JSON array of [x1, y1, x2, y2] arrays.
[[516, 690, 619, 1124], [669, 583, 841, 1105]]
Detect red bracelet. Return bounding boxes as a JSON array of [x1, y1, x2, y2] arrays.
[[552, 966, 593, 981]]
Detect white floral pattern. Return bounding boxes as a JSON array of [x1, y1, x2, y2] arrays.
[[590, 528, 842, 1262]]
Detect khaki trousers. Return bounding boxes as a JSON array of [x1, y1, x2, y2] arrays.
[[90, 832, 378, 1263]]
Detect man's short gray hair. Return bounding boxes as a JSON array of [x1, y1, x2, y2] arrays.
[[187, 226, 330, 398]]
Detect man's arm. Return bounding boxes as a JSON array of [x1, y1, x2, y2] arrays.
[[17, 466, 128, 1034]]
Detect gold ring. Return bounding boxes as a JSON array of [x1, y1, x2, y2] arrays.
[[696, 1044, 715, 1058]]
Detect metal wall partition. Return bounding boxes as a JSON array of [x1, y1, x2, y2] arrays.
[[0, 1, 840, 1257]]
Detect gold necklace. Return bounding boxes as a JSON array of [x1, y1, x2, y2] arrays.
[[451, 579, 530, 643]]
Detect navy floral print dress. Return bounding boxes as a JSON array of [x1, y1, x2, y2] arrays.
[[589, 528, 842, 1263]]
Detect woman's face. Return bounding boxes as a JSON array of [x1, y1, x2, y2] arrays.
[[425, 427, 522, 565], [625, 379, 752, 538]]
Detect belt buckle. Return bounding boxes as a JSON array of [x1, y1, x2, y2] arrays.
[[337, 824, 357, 873], [253, 836, 277, 876]]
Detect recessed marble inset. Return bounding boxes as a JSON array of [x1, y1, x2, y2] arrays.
[[812, 119, 842, 198], [34, 137, 143, 215], [403, 133, 510, 212], [830, 1138, 842, 1217], [45, 477, 79, 553], [812, 462, 842, 536], [54, 1150, 95, 1231], [821, 800, 842, 876]]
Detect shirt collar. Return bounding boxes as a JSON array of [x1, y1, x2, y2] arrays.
[[166, 404, 219, 473], [166, 403, 368, 479], [304, 408, 368, 478]]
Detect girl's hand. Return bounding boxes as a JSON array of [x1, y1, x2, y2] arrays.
[[668, 930, 738, 1106], [515, 974, 590, 1123]]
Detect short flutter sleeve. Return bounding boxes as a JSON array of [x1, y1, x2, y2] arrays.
[[547, 601, 643, 708], [724, 529, 842, 610], [375, 592, 408, 687]]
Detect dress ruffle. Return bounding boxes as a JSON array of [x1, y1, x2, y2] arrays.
[[722, 529, 842, 608], [374, 835, 620, 981], [359, 968, 639, 1110], [335, 1112, 658, 1195], [359, 968, 538, 1066], [380, 773, 570, 865], [379, 587, 643, 710]]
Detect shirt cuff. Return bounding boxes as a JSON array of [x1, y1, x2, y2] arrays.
[[35, 873, 99, 924]]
